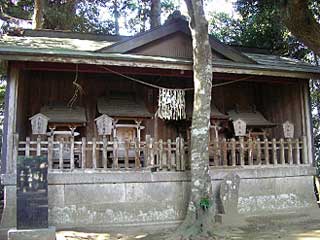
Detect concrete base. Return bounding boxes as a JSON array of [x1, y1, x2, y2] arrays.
[[1, 165, 317, 230], [8, 227, 56, 240]]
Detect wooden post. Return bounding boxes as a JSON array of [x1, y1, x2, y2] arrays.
[[280, 138, 285, 165], [295, 138, 300, 165], [248, 138, 253, 166], [144, 135, 150, 167], [272, 138, 277, 165], [48, 136, 53, 170], [180, 138, 185, 171], [239, 137, 245, 166], [92, 137, 97, 169], [12, 133, 19, 174], [25, 137, 30, 157], [81, 137, 86, 169], [222, 138, 227, 166], [149, 137, 155, 167], [302, 136, 308, 164], [256, 138, 261, 165], [113, 137, 119, 169], [264, 138, 270, 165], [5, 67, 19, 174], [59, 138, 64, 170], [134, 138, 140, 169], [159, 139, 163, 170], [288, 138, 293, 165], [70, 136, 75, 170], [102, 136, 108, 169], [167, 139, 172, 170], [176, 137, 181, 171], [214, 139, 221, 166], [124, 139, 130, 169], [36, 135, 41, 156], [231, 138, 236, 166]]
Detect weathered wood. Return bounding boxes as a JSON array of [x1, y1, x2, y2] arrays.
[[145, 135, 150, 167], [222, 138, 227, 166], [175, 137, 181, 171], [12, 134, 19, 174], [239, 137, 245, 166], [81, 137, 86, 169], [134, 138, 140, 168], [25, 137, 30, 157], [149, 137, 155, 167], [167, 139, 172, 170], [231, 138, 236, 166], [248, 138, 253, 165], [6, 67, 19, 174], [102, 136, 108, 169], [48, 136, 53, 169], [180, 138, 185, 171], [36, 135, 41, 156], [124, 139, 129, 169], [272, 138, 277, 165], [70, 136, 75, 170], [59, 138, 64, 170], [113, 137, 119, 169], [92, 137, 97, 169], [302, 136, 308, 164], [264, 138, 270, 165], [295, 138, 301, 165], [256, 138, 261, 165], [159, 139, 163, 170], [288, 138, 293, 165], [280, 138, 285, 165]]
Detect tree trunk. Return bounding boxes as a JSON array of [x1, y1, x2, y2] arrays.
[[150, 0, 161, 28], [32, 0, 45, 29], [113, 0, 120, 35], [169, 0, 214, 239], [280, 0, 320, 56]]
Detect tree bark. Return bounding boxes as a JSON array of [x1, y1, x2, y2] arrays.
[[169, 0, 214, 239], [280, 0, 320, 56], [32, 0, 46, 29], [150, 0, 161, 28], [113, 0, 120, 35]]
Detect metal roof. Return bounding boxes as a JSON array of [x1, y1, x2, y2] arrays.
[[40, 105, 87, 123], [97, 93, 152, 118], [227, 109, 276, 128]]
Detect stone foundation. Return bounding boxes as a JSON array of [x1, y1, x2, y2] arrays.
[[1, 166, 317, 230]]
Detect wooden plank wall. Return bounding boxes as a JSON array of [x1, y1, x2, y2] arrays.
[[16, 70, 307, 142]]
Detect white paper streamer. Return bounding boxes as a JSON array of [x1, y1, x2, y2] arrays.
[[158, 88, 186, 120]]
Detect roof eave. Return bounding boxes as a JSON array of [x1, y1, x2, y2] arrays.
[[0, 50, 319, 79]]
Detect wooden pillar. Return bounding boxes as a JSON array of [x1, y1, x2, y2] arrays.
[[3, 64, 19, 174], [303, 81, 314, 166]]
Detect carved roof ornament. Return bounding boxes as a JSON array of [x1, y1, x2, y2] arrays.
[[233, 118, 246, 137], [29, 113, 50, 135], [283, 121, 294, 139], [95, 114, 113, 136]]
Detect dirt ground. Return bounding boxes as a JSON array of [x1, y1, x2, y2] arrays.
[[56, 212, 320, 240]]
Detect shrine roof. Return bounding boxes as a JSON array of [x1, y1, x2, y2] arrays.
[[40, 105, 87, 123], [97, 93, 152, 118]]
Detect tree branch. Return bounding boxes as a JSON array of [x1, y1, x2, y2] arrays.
[[280, 0, 320, 56]]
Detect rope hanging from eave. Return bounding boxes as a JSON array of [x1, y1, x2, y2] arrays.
[[68, 64, 85, 107], [101, 66, 254, 120]]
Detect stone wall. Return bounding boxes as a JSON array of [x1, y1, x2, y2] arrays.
[[1, 166, 317, 230]]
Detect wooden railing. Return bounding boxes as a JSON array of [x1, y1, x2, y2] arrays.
[[208, 137, 309, 167], [14, 134, 186, 171], [13, 134, 309, 172]]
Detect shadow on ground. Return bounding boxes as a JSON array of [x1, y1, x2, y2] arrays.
[[56, 213, 320, 240]]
